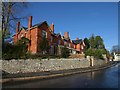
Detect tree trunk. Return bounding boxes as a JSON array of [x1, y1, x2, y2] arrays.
[[1, 2, 4, 30]]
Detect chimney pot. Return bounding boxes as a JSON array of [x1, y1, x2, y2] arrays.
[[50, 22, 54, 33], [76, 37, 79, 40], [64, 32, 69, 39]]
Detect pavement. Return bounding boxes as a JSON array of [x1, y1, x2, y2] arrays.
[[1, 61, 117, 84]]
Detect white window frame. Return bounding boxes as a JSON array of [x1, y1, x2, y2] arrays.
[[42, 30, 47, 38], [81, 45, 83, 49], [68, 43, 70, 47], [58, 39, 61, 45]]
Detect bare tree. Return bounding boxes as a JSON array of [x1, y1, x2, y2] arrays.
[[1, 1, 28, 45]]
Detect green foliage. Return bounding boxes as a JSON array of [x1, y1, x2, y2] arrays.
[[61, 46, 70, 58], [3, 37, 30, 60], [85, 48, 94, 57], [84, 34, 108, 60], [15, 37, 30, 58], [16, 37, 30, 45], [94, 49, 104, 59], [89, 34, 96, 49], [89, 34, 105, 49], [95, 36, 105, 49], [106, 50, 110, 59], [85, 48, 105, 59], [84, 38, 90, 52], [39, 36, 50, 54], [3, 44, 24, 60], [25, 54, 61, 59]]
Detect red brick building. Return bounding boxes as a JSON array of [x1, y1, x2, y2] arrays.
[[13, 16, 85, 54]]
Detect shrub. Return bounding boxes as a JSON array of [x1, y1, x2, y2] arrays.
[[85, 48, 105, 60], [39, 36, 51, 54], [61, 46, 70, 58], [94, 49, 104, 59], [2, 37, 30, 60], [85, 48, 95, 57]]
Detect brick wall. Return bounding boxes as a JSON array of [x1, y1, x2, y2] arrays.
[[13, 16, 85, 54]]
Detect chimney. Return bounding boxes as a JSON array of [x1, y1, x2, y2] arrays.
[[50, 22, 54, 33], [16, 22, 20, 33], [64, 32, 69, 39], [28, 16, 32, 29], [76, 37, 79, 40]]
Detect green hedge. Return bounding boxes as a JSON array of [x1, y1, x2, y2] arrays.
[[85, 48, 106, 60]]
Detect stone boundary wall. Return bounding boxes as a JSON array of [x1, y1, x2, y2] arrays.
[[93, 59, 107, 66], [1, 58, 106, 74]]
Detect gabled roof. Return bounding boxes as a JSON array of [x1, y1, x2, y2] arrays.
[[20, 26, 27, 31], [54, 33, 61, 37], [13, 21, 49, 36], [32, 21, 48, 28], [72, 39, 82, 45], [64, 38, 70, 41], [62, 36, 70, 41], [32, 21, 56, 35], [20, 21, 48, 32]]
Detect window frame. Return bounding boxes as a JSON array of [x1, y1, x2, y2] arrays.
[[42, 30, 47, 38]]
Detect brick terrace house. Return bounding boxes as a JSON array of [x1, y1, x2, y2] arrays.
[[13, 16, 85, 55]]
